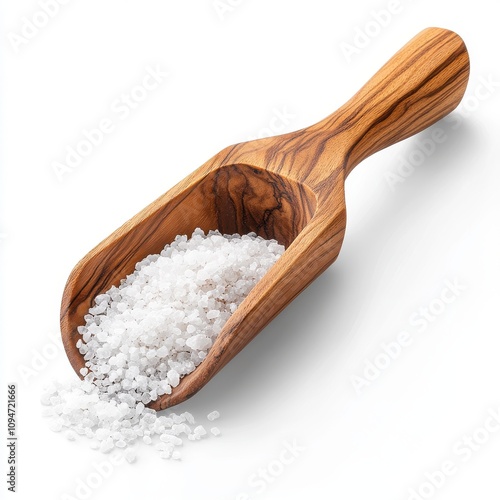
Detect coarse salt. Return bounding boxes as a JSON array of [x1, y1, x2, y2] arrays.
[[42, 229, 284, 460]]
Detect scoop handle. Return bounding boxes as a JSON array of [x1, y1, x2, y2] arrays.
[[318, 27, 470, 176]]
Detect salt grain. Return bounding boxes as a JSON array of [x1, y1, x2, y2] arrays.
[[65, 430, 77, 441], [207, 410, 220, 421], [43, 229, 284, 461], [125, 449, 137, 463], [49, 420, 63, 432], [193, 425, 207, 437], [181, 412, 195, 424], [160, 434, 183, 446]]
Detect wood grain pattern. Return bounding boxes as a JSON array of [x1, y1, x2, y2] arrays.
[[60, 28, 470, 410]]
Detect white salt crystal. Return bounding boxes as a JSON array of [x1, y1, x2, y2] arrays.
[[206, 310, 220, 320], [157, 346, 168, 357], [210, 427, 221, 436], [125, 449, 137, 463], [207, 410, 220, 421], [166, 370, 180, 387], [160, 434, 182, 446], [172, 423, 189, 435], [141, 393, 152, 405], [171, 413, 185, 424], [185, 334, 212, 350], [95, 428, 110, 441], [65, 430, 77, 441], [49, 419, 63, 432], [193, 425, 207, 436], [40, 394, 52, 406], [181, 412, 195, 424], [100, 439, 114, 454]]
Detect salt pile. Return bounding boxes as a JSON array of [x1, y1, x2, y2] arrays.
[[42, 229, 284, 460]]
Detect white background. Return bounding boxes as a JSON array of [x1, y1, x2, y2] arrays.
[[1, 1, 499, 499]]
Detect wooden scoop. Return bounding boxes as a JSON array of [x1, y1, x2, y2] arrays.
[[61, 27, 469, 410]]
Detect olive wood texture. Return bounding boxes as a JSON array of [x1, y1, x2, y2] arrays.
[[61, 27, 470, 410]]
